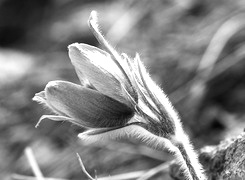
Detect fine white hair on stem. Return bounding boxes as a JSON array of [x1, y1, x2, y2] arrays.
[[88, 11, 133, 88], [172, 133, 205, 180], [78, 124, 178, 153], [88, 11, 121, 62]]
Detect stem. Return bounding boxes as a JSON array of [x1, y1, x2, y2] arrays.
[[176, 142, 206, 180]]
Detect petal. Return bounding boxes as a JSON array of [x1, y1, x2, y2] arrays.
[[78, 123, 177, 152], [68, 43, 133, 108], [44, 80, 134, 128], [35, 115, 75, 128], [35, 115, 95, 129], [32, 91, 46, 104]]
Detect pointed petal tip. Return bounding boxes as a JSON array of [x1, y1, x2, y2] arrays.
[[32, 91, 46, 103], [46, 80, 59, 87], [68, 43, 79, 50], [45, 80, 72, 95], [32, 95, 40, 102], [88, 10, 98, 24], [68, 43, 92, 57], [90, 10, 98, 18], [44, 81, 61, 96], [68, 43, 98, 51], [32, 95, 38, 101]]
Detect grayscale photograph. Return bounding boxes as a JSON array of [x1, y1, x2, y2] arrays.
[[1, 0, 245, 179]]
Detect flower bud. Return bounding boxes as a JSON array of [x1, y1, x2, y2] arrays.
[[42, 80, 134, 128], [68, 43, 133, 108]]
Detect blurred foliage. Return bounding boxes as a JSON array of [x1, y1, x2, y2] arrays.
[[1, 0, 245, 179]]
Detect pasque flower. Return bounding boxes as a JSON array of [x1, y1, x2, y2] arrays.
[[33, 11, 206, 180]]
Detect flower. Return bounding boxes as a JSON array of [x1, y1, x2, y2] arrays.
[[33, 11, 207, 180], [33, 11, 181, 151]]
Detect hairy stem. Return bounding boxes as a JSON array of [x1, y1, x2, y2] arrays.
[[176, 142, 206, 180]]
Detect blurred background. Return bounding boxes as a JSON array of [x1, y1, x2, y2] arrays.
[[1, 0, 245, 179]]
